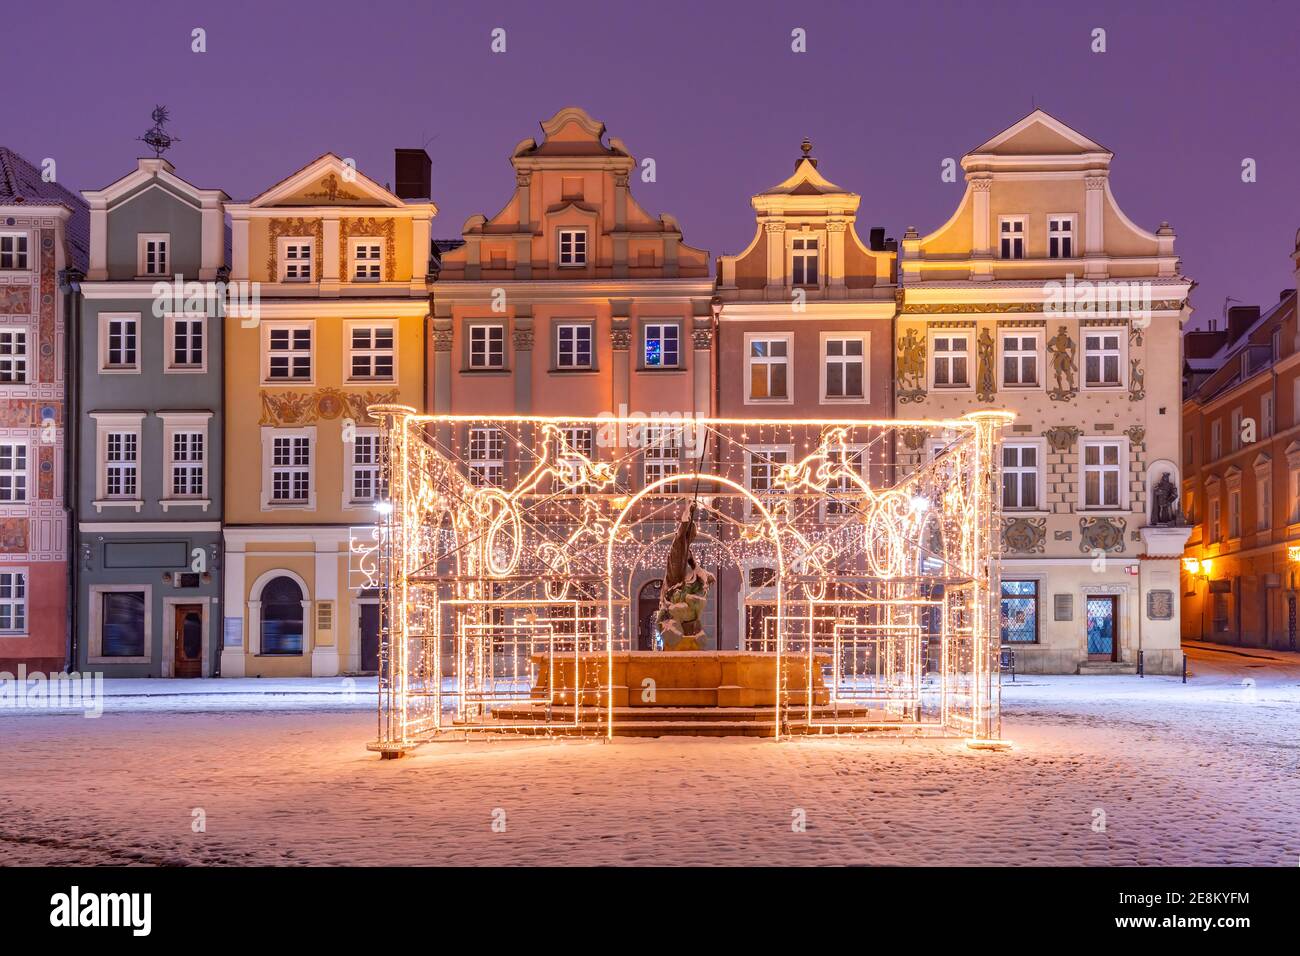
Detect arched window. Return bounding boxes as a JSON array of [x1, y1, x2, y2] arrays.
[[260, 576, 304, 655]]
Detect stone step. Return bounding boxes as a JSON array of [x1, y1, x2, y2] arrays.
[[1077, 661, 1139, 675]]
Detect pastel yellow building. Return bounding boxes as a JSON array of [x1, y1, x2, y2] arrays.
[[898, 110, 1192, 674], [221, 153, 435, 677]]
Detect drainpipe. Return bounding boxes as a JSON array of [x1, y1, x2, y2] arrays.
[[58, 266, 84, 672]]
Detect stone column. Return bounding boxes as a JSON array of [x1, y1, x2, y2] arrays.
[[613, 172, 629, 278], [970, 178, 993, 280], [1084, 175, 1107, 278], [764, 221, 786, 299], [512, 304, 534, 414], [611, 299, 632, 415], [826, 220, 847, 298], [219, 546, 246, 676]]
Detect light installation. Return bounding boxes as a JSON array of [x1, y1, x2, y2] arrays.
[[353, 407, 1013, 755]]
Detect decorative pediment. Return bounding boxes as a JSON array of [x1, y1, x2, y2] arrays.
[[968, 108, 1110, 159], [1252, 452, 1273, 475], [250, 153, 406, 209], [1286, 440, 1300, 467]]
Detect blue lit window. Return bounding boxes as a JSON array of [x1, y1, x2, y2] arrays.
[[644, 324, 679, 368]]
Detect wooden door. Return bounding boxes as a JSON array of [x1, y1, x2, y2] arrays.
[[359, 602, 381, 673], [173, 605, 204, 678]]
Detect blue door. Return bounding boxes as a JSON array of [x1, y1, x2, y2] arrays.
[[1086, 596, 1117, 660]]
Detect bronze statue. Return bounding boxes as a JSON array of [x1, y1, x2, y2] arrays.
[[1151, 472, 1179, 527], [656, 502, 714, 650], [1047, 325, 1077, 400]]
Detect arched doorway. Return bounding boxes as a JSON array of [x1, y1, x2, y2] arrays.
[[636, 578, 663, 650], [260, 575, 306, 656]]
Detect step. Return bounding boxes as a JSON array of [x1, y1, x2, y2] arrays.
[[481, 704, 890, 724], [1077, 662, 1139, 675]]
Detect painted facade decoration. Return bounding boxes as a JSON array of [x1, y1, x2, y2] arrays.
[[898, 109, 1192, 674]]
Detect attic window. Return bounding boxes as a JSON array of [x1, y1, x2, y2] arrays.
[[791, 237, 819, 286], [562, 177, 584, 201], [559, 230, 587, 267]]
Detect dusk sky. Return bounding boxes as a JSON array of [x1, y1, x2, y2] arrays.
[[9, 0, 1299, 327]]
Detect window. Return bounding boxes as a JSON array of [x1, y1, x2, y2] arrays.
[[102, 315, 139, 370], [138, 234, 169, 276], [825, 446, 865, 518], [100, 590, 146, 657], [558, 426, 595, 490], [1262, 394, 1274, 439], [0, 571, 25, 633], [1210, 421, 1222, 461], [0, 443, 26, 502], [644, 324, 680, 368], [1081, 440, 1123, 509], [1001, 334, 1039, 387], [1083, 331, 1122, 387], [1000, 580, 1039, 644], [1291, 468, 1300, 524], [823, 335, 865, 400], [266, 325, 312, 381], [1047, 216, 1075, 259], [1230, 409, 1242, 452], [748, 447, 790, 497], [350, 433, 381, 503], [350, 239, 383, 281], [557, 324, 592, 369], [1212, 592, 1230, 634], [0, 329, 27, 383], [747, 335, 790, 401], [1229, 489, 1242, 538], [932, 333, 969, 387], [1209, 497, 1221, 543], [0, 233, 29, 270], [271, 435, 311, 503], [469, 325, 505, 369], [105, 431, 139, 498], [468, 427, 505, 487], [558, 229, 587, 266], [260, 577, 304, 656], [167, 316, 205, 370], [281, 240, 313, 281], [791, 237, 819, 286], [170, 432, 205, 497], [348, 325, 395, 381], [642, 424, 680, 491], [1258, 475, 1272, 531], [1002, 444, 1039, 510], [999, 218, 1025, 259]]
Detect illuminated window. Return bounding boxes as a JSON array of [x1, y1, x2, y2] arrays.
[[644, 324, 680, 368], [747, 335, 790, 401]]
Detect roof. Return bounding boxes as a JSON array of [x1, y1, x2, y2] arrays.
[[1186, 291, 1298, 403], [0, 145, 89, 272]]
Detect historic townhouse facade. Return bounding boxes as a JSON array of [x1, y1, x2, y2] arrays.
[[431, 106, 713, 649], [1181, 253, 1299, 649], [222, 153, 435, 677], [713, 141, 897, 650], [0, 147, 86, 672], [898, 110, 1192, 674], [75, 158, 227, 677]]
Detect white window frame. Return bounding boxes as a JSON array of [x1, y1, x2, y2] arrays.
[[997, 329, 1043, 389], [789, 234, 822, 287], [88, 584, 153, 665], [1078, 438, 1128, 511], [160, 411, 212, 511], [1001, 440, 1045, 512], [468, 323, 506, 370], [137, 233, 170, 277], [556, 323, 593, 370], [1262, 393, 1275, 439], [164, 314, 207, 373], [822, 443, 866, 521], [1228, 487, 1242, 539], [745, 444, 794, 516], [0, 327, 30, 385], [744, 331, 793, 405], [260, 426, 317, 510], [558, 229, 588, 267], [99, 312, 141, 374], [557, 425, 596, 491], [0, 569, 27, 635], [92, 412, 145, 512], [262, 321, 314, 384], [467, 426, 505, 487], [279, 237, 314, 282], [0, 439, 28, 503], [348, 237, 383, 281], [0, 231, 30, 271], [643, 322, 681, 369], [641, 423, 682, 492], [1210, 420, 1222, 461], [928, 329, 972, 390], [998, 217, 1026, 259], [1082, 327, 1126, 389], [1046, 214, 1076, 259], [345, 321, 397, 383], [1230, 408, 1242, 452], [819, 332, 868, 404], [1208, 495, 1222, 544], [1257, 473, 1272, 532], [1289, 465, 1300, 526], [345, 427, 382, 508]]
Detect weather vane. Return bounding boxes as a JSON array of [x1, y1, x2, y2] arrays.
[[138, 106, 179, 158]]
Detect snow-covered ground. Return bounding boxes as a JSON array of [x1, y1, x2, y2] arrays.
[[1, 642, 1297, 865]]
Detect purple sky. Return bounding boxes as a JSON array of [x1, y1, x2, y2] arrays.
[[10, 0, 1299, 328]]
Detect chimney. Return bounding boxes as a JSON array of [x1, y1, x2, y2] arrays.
[[394, 148, 432, 200], [1226, 305, 1260, 344], [868, 227, 885, 251]]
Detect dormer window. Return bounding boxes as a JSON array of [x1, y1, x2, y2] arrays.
[[559, 229, 587, 267], [792, 237, 819, 286], [350, 240, 383, 281], [1048, 216, 1075, 258], [139, 234, 170, 276], [999, 218, 1025, 259], [281, 239, 313, 281]]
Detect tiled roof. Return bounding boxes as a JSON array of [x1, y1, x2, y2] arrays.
[[0, 146, 90, 272]]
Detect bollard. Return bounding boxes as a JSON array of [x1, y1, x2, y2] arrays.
[[1138, 649, 1144, 678], [1181, 653, 1188, 684]]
